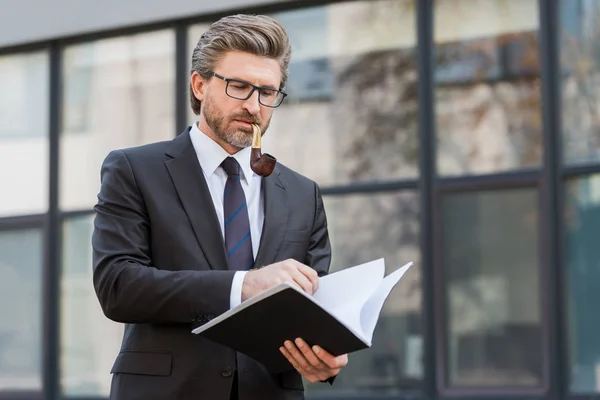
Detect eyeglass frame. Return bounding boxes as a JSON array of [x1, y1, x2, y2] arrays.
[[208, 72, 287, 108]]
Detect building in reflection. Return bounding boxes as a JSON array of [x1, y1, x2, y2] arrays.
[[1, 0, 599, 399]]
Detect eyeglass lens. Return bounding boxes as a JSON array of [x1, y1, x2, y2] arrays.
[[226, 81, 283, 107]]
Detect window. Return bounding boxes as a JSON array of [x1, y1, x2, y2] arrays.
[[565, 174, 600, 393], [440, 188, 543, 388], [561, 0, 600, 166], [60, 214, 123, 396], [260, 0, 418, 186], [306, 191, 422, 394], [60, 30, 176, 211], [0, 228, 43, 390], [0, 51, 49, 217], [435, 0, 542, 177]]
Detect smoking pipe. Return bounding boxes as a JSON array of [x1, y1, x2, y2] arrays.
[[250, 123, 276, 177]]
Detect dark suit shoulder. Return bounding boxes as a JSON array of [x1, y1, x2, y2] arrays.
[[114, 127, 193, 167], [275, 162, 319, 192], [101, 138, 176, 176], [117, 139, 172, 161]]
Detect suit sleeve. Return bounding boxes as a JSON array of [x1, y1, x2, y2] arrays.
[[92, 150, 236, 324], [300, 182, 338, 385], [304, 182, 332, 277]]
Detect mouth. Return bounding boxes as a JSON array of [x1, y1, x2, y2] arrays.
[[234, 119, 258, 128]]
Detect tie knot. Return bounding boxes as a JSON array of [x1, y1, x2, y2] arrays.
[[221, 157, 240, 176]]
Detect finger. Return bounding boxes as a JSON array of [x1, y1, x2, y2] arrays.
[[287, 269, 315, 295], [295, 338, 328, 369], [283, 340, 315, 373], [281, 346, 326, 383], [284, 259, 318, 284], [294, 263, 319, 293], [313, 346, 349, 369], [280, 346, 299, 370]]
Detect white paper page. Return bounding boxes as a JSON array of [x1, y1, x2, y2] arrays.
[[312, 258, 385, 318], [360, 262, 412, 344]]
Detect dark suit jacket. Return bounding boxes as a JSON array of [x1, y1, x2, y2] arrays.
[[91, 127, 332, 400]]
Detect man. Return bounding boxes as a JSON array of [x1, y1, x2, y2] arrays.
[[92, 13, 348, 400]]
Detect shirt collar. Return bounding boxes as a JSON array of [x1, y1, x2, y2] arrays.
[[189, 121, 256, 182]]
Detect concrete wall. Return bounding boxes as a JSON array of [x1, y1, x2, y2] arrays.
[[0, 0, 290, 48]]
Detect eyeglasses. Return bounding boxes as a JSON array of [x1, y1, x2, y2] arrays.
[[209, 72, 287, 108]]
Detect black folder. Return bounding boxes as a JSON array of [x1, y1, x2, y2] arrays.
[[191, 259, 412, 373]]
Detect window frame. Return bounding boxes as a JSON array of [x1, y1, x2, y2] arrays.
[[432, 177, 550, 396], [0, 215, 47, 398], [0, 0, 590, 399]]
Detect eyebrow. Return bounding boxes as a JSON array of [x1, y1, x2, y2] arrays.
[[228, 76, 279, 91]]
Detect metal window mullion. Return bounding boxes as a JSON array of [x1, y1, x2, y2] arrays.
[[538, 0, 566, 398], [42, 40, 61, 400], [175, 23, 188, 135], [416, 0, 437, 398]]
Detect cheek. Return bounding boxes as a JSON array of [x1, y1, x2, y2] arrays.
[[261, 109, 274, 122], [209, 98, 232, 118], [224, 99, 244, 115], [199, 84, 214, 102]]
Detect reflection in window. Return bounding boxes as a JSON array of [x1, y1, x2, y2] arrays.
[[565, 175, 600, 393], [561, 1, 600, 165], [0, 51, 49, 217], [305, 191, 422, 394], [259, 0, 418, 186], [441, 188, 542, 387], [0, 228, 42, 390], [60, 215, 123, 396], [60, 30, 176, 211], [435, 0, 542, 177]]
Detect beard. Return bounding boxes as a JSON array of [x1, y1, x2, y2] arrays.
[[202, 96, 271, 149]]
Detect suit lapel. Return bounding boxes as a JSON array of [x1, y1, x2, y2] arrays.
[[254, 168, 288, 268], [164, 128, 228, 270]]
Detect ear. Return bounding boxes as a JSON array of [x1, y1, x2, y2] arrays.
[[190, 71, 206, 102]]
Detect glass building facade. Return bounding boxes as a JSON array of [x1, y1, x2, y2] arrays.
[[0, 0, 598, 399]]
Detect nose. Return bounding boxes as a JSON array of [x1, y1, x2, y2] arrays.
[[242, 90, 261, 116]]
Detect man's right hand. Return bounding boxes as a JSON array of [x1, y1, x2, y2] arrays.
[[241, 259, 319, 301]]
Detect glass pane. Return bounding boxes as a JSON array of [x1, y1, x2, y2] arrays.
[[61, 30, 176, 211], [441, 188, 542, 387], [0, 51, 49, 217], [60, 214, 123, 396], [0, 228, 43, 390], [561, 1, 600, 165], [434, 0, 542, 177], [306, 191, 422, 395], [565, 174, 600, 393], [257, 0, 418, 185]]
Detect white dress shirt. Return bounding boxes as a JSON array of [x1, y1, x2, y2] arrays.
[[189, 122, 264, 309]]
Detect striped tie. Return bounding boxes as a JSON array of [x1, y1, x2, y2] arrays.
[[221, 157, 254, 271]]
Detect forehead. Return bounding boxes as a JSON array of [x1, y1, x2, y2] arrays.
[[214, 51, 282, 88]]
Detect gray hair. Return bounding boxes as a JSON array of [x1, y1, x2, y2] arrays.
[[189, 14, 292, 115]]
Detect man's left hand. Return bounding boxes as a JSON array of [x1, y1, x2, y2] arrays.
[[279, 338, 348, 383]]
